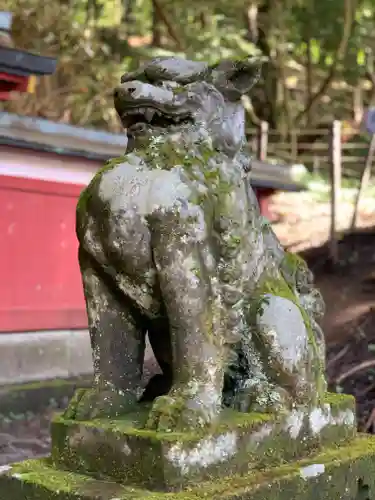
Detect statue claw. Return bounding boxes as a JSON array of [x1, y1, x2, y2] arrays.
[[145, 388, 220, 432]]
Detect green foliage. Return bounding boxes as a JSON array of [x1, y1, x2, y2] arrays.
[[3, 0, 133, 130]]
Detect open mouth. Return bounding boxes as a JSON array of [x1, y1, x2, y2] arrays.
[[121, 106, 192, 129]]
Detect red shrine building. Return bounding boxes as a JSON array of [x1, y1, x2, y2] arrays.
[[0, 11, 304, 385]]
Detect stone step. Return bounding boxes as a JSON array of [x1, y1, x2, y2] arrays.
[[50, 392, 356, 491], [2, 434, 375, 499]]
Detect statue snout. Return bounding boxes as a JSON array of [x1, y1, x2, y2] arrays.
[[114, 81, 175, 106]]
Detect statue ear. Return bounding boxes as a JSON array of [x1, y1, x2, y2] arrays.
[[209, 57, 264, 98]]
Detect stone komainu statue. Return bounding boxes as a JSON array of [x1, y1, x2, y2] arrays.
[[65, 57, 326, 432]]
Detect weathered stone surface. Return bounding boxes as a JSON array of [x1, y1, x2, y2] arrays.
[[64, 55, 327, 433], [2, 435, 375, 499], [50, 393, 356, 491]]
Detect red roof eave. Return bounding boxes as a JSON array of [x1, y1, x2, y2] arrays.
[[0, 72, 29, 100]]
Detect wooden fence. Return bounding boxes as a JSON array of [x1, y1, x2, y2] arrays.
[[245, 121, 375, 266], [245, 121, 371, 180]]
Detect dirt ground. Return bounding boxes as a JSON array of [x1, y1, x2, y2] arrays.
[[271, 190, 375, 430], [270, 190, 375, 346], [1, 189, 375, 465]]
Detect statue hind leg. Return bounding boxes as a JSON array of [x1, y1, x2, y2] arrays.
[[64, 247, 146, 420]]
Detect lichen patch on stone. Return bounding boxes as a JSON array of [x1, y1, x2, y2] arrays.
[[309, 404, 356, 435], [300, 463, 325, 479], [309, 405, 332, 435], [122, 442, 132, 456], [335, 409, 355, 427], [284, 409, 305, 439], [249, 423, 274, 445], [0, 465, 11, 475], [167, 432, 237, 475]]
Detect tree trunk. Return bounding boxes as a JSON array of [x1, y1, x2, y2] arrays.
[[122, 0, 136, 35], [151, 0, 162, 46], [305, 37, 313, 126], [199, 11, 209, 30], [244, 0, 274, 126]]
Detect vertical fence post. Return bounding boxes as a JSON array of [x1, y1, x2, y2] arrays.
[[251, 134, 257, 156], [313, 155, 320, 175], [350, 133, 375, 231], [290, 129, 298, 162], [257, 121, 269, 161], [329, 120, 342, 266]]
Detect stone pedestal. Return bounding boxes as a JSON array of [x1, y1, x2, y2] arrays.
[[1, 393, 375, 499], [2, 437, 375, 499]]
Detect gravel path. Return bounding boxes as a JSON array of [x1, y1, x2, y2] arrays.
[[0, 411, 52, 465]]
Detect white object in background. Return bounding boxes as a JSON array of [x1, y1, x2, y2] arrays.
[[0, 12, 13, 31], [290, 163, 308, 181], [365, 107, 375, 134]]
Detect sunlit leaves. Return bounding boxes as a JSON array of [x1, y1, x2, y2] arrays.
[[357, 49, 366, 66], [309, 39, 321, 64]]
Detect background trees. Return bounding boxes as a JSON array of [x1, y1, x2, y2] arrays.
[[4, 0, 375, 136]]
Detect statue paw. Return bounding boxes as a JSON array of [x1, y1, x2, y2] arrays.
[[63, 387, 138, 420], [145, 387, 220, 432], [233, 381, 290, 414]]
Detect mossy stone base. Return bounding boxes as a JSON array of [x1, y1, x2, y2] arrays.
[[2, 435, 375, 499], [51, 393, 356, 491]]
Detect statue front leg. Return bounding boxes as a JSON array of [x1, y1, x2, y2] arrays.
[[64, 248, 145, 420], [145, 211, 225, 432]]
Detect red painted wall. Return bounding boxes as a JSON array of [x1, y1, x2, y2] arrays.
[[0, 148, 273, 333], [0, 174, 87, 332], [253, 187, 273, 220]]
